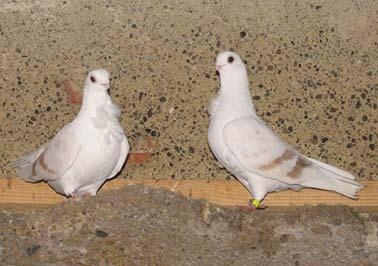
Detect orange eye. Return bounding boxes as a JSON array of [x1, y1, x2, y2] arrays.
[[90, 76, 96, 83]]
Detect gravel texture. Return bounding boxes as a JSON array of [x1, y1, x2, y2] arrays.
[[1, 185, 377, 265]]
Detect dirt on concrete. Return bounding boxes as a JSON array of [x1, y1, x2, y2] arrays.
[[0, 185, 377, 265]]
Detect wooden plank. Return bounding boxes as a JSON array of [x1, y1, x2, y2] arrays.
[[0, 178, 377, 211]]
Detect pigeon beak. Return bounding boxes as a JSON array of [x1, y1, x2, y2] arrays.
[[100, 82, 110, 89], [216, 64, 225, 71]]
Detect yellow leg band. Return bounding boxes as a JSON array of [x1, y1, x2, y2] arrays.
[[250, 199, 260, 208]]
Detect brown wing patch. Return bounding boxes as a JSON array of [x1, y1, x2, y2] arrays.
[[258, 149, 296, 170], [287, 157, 311, 178], [32, 161, 37, 176], [36, 152, 55, 174]]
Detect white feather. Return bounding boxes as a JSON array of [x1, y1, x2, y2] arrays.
[[8, 69, 129, 197], [208, 51, 363, 204]]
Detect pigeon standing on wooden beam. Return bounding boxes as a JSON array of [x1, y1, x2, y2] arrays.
[[208, 51, 363, 209], [8, 69, 129, 198]]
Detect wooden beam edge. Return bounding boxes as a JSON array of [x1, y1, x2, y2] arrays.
[[0, 178, 377, 211]]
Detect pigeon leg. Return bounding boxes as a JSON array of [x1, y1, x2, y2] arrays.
[[248, 198, 266, 209], [70, 190, 81, 201], [238, 198, 266, 211]]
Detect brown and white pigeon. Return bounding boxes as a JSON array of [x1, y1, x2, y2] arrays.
[[208, 51, 363, 209], [9, 69, 129, 197]]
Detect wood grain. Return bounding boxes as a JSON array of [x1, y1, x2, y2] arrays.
[[0, 178, 377, 211]]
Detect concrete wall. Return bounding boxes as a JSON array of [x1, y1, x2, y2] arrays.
[[0, 0, 377, 180]]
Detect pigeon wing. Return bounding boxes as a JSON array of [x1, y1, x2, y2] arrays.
[[223, 116, 315, 185], [33, 123, 82, 181], [108, 135, 129, 179]]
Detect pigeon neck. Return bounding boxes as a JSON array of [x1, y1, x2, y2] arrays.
[[220, 67, 249, 94], [219, 68, 256, 117], [80, 87, 110, 114]]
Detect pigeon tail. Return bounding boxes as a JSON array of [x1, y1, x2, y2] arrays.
[[304, 167, 363, 199], [7, 147, 45, 183], [306, 156, 356, 180]]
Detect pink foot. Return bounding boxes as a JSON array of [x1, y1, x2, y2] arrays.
[[238, 205, 258, 211], [238, 199, 266, 211], [69, 191, 92, 200], [70, 192, 80, 201]]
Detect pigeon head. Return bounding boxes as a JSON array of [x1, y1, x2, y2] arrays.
[[216, 51, 244, 73], [85, 69, 110, 91]]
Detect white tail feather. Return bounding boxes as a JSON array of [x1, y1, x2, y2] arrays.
[[304, 167, 363, 199], [306, 156, 355, 180], [7, 147, 45, 183]]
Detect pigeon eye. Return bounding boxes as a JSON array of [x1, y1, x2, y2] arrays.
[[228, 56, 234, 63], [90, 76, 96, 83]]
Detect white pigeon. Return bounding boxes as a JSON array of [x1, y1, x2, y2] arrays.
[[208, 51, 363, 209], [9, 69, 129, 197]]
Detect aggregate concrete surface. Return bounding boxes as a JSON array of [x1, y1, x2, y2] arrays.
[[0, 0, 377, 180], [0, 185, 378, 265]]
